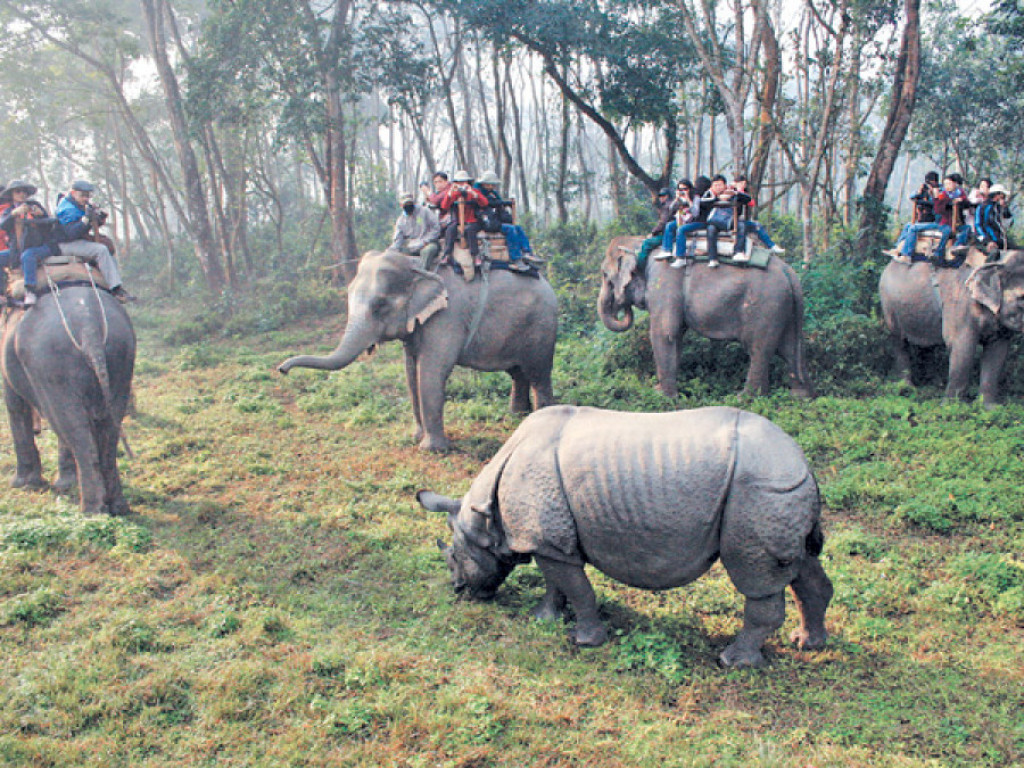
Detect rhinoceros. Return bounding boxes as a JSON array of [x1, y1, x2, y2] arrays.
[[419, 405, 832, 668]]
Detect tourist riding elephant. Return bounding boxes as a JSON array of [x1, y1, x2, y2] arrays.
[[420, 404, 832, 668], [879, 249, 1024, 404], [278, 249, 558, 451], [598, 236, 814, 398], [2, 286, 136, 516]]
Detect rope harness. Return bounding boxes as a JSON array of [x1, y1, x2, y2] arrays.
[[45, 263, 109, 353]]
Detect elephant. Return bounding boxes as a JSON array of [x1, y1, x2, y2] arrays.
[[598, 236, 814, 398], [278, 249, 558, 451], [2, 286, 136, 516], [879, 249, 1024, 404], [419, 404, 833, 668]]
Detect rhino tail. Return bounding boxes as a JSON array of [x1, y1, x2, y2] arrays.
[[805, 519, 824, 558]]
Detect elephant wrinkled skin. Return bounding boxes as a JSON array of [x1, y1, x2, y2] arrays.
[[598, 236, 814, 398], [2, 287, 136, 515], [278, 250, 558, 451], [879, 249, 1024, 404], [420, 405, 833, 668]]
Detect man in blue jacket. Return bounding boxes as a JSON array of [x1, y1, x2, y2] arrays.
[[55, 180, 134, 302]]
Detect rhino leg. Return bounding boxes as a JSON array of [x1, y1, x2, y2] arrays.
[[531, 581, 568, 622], [788, 556, 832, 650], [718, 592, 785, 668], [534, 556, 608, 647]]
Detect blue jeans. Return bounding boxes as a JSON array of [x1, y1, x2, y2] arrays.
[[0, 246, 49, 287], [898, 222, 941, 256], [745, 221, 776, 248], [668, 222, 711, 258], [500, 224, 532, 261]]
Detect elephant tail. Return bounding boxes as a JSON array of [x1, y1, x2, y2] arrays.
[[782, 262, 814, 395], [80, 327, 116, 425]]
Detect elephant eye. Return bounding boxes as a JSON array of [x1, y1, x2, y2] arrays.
[[370, 296, 389, 317]]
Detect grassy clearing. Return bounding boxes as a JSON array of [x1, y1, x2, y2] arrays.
[[0, 293, 1022, 767]]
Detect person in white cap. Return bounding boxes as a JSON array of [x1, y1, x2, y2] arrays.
[[56, 180, 134, 302], [390, 191, 440, 270]]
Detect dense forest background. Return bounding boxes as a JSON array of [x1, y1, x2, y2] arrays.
[[0, 0, 1021, 301]]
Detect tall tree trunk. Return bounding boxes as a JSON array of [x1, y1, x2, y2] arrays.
[[140, 0, 225, 294], [857, 0, 921, 259]]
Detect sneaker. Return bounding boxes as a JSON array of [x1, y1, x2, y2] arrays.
[[522, 252, 545, 265], [23, 289, 37, 307], [882, 248, 901, 259], [708, 259, 719, 268], [770, 245, 786, 254], [670, 258, 688, 269], [653, 249, 672, 261], [508, 261, 531, 273], [112, 286, 137, 304]]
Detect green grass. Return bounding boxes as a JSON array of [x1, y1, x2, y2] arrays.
[[0, 294, 1021, 767]]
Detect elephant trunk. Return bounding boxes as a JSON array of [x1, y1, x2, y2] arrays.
[[598, 282, 633, 332], [278, 307, 379, 374]]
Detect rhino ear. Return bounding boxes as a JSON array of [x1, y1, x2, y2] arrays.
[[968, 263, 1003, 315]]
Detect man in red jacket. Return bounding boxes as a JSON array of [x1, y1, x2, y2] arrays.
[[440, 169, 489, 266]]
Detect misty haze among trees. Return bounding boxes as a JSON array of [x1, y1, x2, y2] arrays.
[[0, 0, 1020, 295]]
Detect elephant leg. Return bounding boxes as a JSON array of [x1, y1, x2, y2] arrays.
[[416, 357, 456, 452], [719, 591, 785, 668], [891, 334, 914, 386], [534, 556, 607, 647], [780, 321, 814, 398], [650, 316, 683, 399], [404, 349, 424, 442], [742, 336, 778, 397], [978, 338, 1009, 407], [508, 366, 532, 413], [531, 373, 555, 410], [788, 557, 832, 650], [97, 420, 129, 516], [54, 440, 77, 494], [944, 337, 976, 401], [4, 386, 44, 489], [47, 410, 106, 515]]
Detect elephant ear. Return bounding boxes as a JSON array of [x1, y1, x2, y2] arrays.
[[610, 246, 638, 306], [967, 263, 1003, 315], [406, 268, 448, 334]]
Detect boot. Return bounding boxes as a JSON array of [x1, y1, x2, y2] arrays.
[[112, 286, 137, 303]]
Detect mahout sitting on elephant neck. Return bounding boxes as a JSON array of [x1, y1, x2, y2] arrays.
[[421, 404, 833, 669]]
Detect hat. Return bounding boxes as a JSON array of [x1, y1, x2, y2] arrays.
[[71, 180, 95, 193], [0, 180, 37, 200], [399, 191, 415, 205], [477, 170, 501, 186], [988, 184, 1008, 196], [452, 169, 472, 183], [658, 188, 672, 197]]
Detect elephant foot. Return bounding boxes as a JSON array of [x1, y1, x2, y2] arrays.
[[418, 434, 451, 452], [790, 626, 828, 651], [12, 473, 46, 490], [569, 621, 608, 648], [52, 475, 76, 495], [107, 497, 131, 517], [717, 643, 767, 669]]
